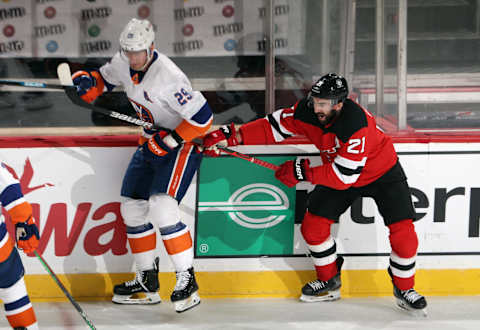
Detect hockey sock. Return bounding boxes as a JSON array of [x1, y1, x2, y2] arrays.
[[388, 219, 418, 290], [160, 222, 193, 272], [301, 212, 338, 281], [126, 223, 157, 270]]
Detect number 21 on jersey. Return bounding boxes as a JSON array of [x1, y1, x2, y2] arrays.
[[174, 88, 192, 105], [347, 136, 365, 154]]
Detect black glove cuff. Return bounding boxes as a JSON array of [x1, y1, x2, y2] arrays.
[[293, 159, 307, 181]]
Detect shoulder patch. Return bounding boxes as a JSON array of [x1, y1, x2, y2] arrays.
[[328, 99, 368, 142]]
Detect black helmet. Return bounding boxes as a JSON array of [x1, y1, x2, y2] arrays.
[[310, 73, 349, 103]]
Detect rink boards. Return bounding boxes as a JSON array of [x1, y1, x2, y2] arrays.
[[0, 136, 479, 300]]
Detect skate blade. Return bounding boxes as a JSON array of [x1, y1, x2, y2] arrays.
[[396, 300, 427, 317], [112, 292, 161, 305], [299, 289, 340, 302], [174, 292, 201, 313]]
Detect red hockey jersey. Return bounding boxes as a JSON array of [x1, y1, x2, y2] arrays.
[[239, 98, 398, 190]]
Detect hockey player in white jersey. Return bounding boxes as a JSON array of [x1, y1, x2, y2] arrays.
[[0, 162, 39, 329], [71, 18, 212, 313]]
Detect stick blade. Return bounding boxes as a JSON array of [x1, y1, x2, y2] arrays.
[[57, 63, 73, 86]]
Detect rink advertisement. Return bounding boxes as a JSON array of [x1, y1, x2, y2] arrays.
[[0, 140, 480, 298], [196, 156, 296, 257]]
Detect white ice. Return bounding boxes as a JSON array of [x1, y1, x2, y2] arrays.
[[1, 297, 479, 330]]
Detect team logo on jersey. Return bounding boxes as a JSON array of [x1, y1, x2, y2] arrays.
[[129, 98, 154, 130], [198, 183, 290, 229], [144, 91, 152, 103]]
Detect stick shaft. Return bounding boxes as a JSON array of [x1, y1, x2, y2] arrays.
[[0, 79, 66, 90], [34, 251, 97, 330], [216, 145, 279, 170]]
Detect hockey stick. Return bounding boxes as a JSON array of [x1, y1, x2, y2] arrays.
[[214, 145, 279, 171], [34, 251, 97, 329], [0, 80, 67, 90]]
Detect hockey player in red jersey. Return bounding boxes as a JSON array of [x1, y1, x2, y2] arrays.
[[203, 73, 427, 315], [0, 162, 39, 329], [71, 18, 212, 312]]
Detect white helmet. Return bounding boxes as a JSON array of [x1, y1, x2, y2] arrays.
[[119, 18, 155, 52]]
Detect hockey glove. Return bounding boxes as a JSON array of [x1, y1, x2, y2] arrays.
[[275, 158, 313, 188], [202, 123, 239, 157], [15, 216, 40, 254], [144, 132, 179, 160], [72, 70, 104, 103]]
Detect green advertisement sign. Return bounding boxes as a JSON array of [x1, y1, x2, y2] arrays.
[[196, 156, 296, 257]]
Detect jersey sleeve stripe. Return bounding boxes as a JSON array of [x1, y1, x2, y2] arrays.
[[0, 183, 24, 209], [334, 155, 367, 170], [334, 163, 364, 176], [267, 111, 294, 142], [3, 196, 26, 212], [332, 163, 361, 184], [175, 116, 213, 142], [6, 202, 32, 224], [190, 102, 213, 125]]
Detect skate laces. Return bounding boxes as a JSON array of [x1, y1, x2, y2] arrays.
[[124, 271, 143, 287], [174, 270, 191, 291], [402, 289, 422, 303], [308, 280, 327, 291]]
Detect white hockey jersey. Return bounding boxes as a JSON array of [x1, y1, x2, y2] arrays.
[[99, 50, 212, 142]]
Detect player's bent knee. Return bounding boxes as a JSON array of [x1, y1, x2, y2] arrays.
[[388, 219, 418, 257], [148, 193, 180, 228], [300, 211, 334, 245], [120, 197, 149, 227]]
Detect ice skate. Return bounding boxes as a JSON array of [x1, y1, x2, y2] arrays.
[[112, 257, 161, 305], [170, 267, 200, 313], [300, 256, 344, 302], [388, 267, 427, 316]]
